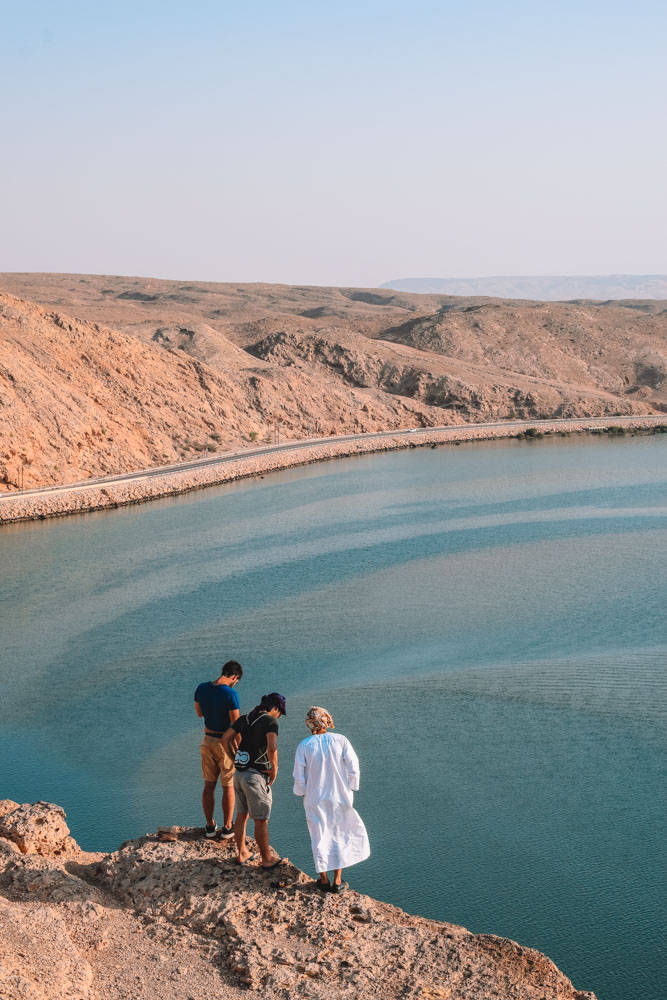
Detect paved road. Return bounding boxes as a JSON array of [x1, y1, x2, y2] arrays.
[[2, 414, 664, 503]]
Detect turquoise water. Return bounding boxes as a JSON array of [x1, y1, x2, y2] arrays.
[[1, 435, 665, 1000]]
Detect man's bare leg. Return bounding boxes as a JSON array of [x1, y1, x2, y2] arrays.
[[318, 871, 329, 885], [333, 868, 343, 885], [234, 812, 251, 862], [254, 819, 278, 866], [202, 780, 216, 826], [222, 784, 235, 828]]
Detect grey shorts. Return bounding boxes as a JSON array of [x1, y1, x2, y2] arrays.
[[234, 768, 272, 821]]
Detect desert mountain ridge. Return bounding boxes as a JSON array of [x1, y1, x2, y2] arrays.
[[381, 274, 667, 299], [0, 272, 665, 491]]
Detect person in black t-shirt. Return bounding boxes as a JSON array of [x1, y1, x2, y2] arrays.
[[222, 692, 287, 868]]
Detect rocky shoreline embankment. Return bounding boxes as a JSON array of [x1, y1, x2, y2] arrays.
[[0, 800, 597, 1000], [1, 416, 665, 525]]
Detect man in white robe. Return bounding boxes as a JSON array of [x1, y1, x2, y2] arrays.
[[293, 706, 370, 893]]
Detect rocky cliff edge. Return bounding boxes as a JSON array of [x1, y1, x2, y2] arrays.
[[0, 801, 596, 1000]]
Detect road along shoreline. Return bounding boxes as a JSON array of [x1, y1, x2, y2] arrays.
[[1, 415, 665, 525]]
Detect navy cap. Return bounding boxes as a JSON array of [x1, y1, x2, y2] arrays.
[[262, 692, 287, 716]]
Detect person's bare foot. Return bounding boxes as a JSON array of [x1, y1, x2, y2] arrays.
[[236, 848, 257, 864]]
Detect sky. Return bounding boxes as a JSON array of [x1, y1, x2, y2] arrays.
[[2, 0, 666, 287]]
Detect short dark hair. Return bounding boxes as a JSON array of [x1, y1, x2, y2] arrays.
[[220, 659, 243, 679]]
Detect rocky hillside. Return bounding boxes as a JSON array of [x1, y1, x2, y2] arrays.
[[0, 801, 596, 1000], [0, 293, 256, 490], [245, 327, 646, 421], [0, 274, 664, 490], [379, 299, 666, 401], [0, 293, 443, 491]]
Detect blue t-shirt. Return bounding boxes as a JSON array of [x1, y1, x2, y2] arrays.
[[194, 682, 240, 734]]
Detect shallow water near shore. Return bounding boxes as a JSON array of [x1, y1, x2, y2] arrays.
[[1, 435, 666, 1000]]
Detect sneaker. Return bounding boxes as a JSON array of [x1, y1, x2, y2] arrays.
[[204, 823, 218, 839], [218, 825, 234, 840]]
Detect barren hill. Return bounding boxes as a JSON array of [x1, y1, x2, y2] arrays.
[[0, 292, 444, 491], [0, 293, 256, 490], [0, 273, 665, 490]]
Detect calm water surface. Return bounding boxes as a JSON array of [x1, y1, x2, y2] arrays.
[[1, 436, 666, 1000]]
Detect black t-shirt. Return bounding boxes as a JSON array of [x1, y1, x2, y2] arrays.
[[232, 712, 279, 773]]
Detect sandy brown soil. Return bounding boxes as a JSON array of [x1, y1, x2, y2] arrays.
[[0, 274, 664, 494], [0, 801, 597, 1000]]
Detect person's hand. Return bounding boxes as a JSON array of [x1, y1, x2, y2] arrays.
[[267, 769, 277, 786]]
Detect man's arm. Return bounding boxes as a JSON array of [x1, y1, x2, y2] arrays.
[[266, 732, 278, 785], [194, 701, 204, 718], [226, 712, 241, 759], [342, 736, 361, 791], [221, 725, 240, 761], [292, 743, 306, 796]]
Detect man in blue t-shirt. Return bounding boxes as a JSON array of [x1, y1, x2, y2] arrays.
[[194, 660, 243, 839]]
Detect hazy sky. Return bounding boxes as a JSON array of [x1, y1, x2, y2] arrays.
[[2, 0, 666, 286]]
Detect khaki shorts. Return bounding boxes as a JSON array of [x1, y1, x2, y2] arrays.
[[201, 736, 235, 786]]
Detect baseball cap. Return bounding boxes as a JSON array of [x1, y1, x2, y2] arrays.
[[261, 692, 287, 716]]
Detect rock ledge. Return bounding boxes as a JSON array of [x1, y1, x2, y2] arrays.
[[0, 801, 597, 1000]]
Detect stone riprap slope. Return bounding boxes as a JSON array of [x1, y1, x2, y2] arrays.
[[0, 274, 664, 490], [2, 417, 664, 525], [0, 801, 597, 1000]]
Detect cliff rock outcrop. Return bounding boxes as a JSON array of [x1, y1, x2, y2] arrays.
[[0, 801, 596, 1000]]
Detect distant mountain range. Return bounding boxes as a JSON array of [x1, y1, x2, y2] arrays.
[[381, 275, 667, 300]]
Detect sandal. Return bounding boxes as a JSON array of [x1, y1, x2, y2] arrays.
[[234, 852, 257, 865]]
